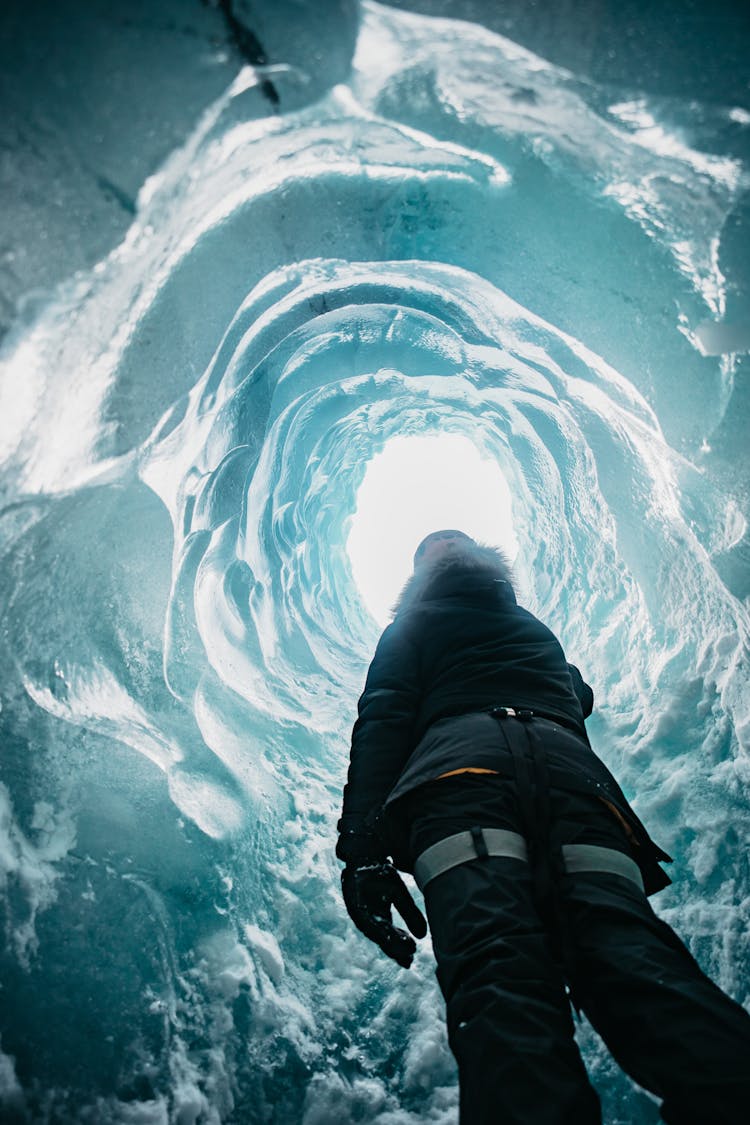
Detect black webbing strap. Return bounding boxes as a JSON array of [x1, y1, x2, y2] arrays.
[[491, 711, 548, 911], [470, 825, 490, 858], [490, 709, 581, 1010]]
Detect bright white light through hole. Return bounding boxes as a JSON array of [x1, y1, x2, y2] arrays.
[[347, 433, 518, 625]]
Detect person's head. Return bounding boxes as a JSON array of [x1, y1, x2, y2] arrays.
[[413, 529, 475, 570], [393, 530, 514, 617]]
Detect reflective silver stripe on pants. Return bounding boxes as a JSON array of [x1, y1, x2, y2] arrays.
[[413, 828, 528, 891], [413, 828, 644, 894], [561, 843, 643, 890]]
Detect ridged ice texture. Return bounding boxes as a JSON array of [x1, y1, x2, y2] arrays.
[[0, 4, 748, 1122]]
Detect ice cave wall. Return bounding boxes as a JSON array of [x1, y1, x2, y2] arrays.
[[0, 2, 749, 1122]]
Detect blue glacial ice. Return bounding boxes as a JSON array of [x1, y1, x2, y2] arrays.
[[0, 2, 749, 1121]]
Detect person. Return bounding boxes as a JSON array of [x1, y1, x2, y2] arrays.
[[336, 530, 750, 1125]]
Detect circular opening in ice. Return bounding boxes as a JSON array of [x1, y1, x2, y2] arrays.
[[347, 433, 518, 625]]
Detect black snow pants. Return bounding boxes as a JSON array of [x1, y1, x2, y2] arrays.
[[402, 772, 750, 1125]]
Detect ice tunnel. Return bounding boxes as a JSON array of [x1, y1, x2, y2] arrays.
[[0, 0, 749, 1121], [347, 432, 518, 624]]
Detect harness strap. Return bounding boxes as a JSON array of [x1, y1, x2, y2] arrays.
[[413, 827, 645, 894], [491, 710, 559, 932]]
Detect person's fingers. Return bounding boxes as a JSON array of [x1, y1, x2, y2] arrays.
[[375, 923, 417, 969], [340, 866, 421, 967], [391, 873, 428, 938], [358, 914, 417, 968]]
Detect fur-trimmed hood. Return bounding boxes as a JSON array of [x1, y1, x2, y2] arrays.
[[392, 542, 515, 617]]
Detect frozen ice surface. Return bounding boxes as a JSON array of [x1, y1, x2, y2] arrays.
[[0, 2, 748, 1121]]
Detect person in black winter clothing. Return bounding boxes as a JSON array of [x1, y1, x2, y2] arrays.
[[337, 530, 750, 1125]]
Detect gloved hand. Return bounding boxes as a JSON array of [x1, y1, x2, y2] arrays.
[[342, 861, 427, 969]]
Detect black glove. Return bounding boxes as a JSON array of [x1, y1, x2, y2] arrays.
[[342, 861, 427, 969]]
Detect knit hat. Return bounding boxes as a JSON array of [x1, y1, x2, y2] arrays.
[[413, 529, 474, 567]]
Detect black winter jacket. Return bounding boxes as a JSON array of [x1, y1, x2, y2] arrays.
[[338, 560, 671, 895]]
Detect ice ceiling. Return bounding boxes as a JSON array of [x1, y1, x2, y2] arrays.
[[0, 2, 748, 1122]]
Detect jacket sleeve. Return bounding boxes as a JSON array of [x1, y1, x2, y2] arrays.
[[337, 619, 421, 860], [567, 662, 594, 718]]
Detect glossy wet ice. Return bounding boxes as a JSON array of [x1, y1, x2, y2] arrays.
[[0, 3, 748, 1121]]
